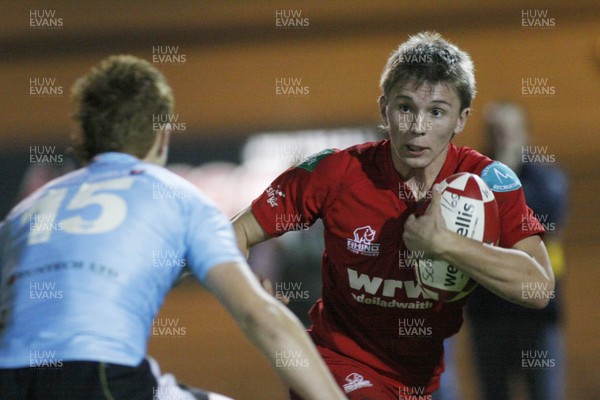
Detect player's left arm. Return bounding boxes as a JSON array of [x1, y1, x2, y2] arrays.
[[404, 185, 554, 309]]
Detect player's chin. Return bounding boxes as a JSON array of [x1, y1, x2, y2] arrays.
[[400, 154, 432, 170]]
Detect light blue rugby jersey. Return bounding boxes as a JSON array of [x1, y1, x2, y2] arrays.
[[0, 152, 245, 367]]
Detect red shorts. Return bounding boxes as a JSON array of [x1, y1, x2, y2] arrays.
[[290, 345, 436, 400]]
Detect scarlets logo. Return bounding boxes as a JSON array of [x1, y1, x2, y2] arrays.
[[347, 225, 380, 256]]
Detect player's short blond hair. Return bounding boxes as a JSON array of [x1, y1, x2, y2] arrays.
[[70, 55, 174, 163], [380, 31, 476, 110]]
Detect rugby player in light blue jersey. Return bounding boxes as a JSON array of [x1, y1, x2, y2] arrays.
[[0, 55, 346, 400]]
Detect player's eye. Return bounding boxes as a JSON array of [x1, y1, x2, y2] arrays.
[[431, 108, 444, 117], [399, 105, 411, 113]]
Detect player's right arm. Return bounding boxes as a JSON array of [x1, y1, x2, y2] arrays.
[[231, 207, 271, 257], [203, 260, 347, 400], [232, 149, 340, 256]]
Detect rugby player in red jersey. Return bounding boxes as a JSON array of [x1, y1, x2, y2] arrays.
[[232, 32, 554, 399]]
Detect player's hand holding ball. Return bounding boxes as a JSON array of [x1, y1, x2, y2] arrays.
[[403, 173, 501, 301], [403, 183, 449, 258]]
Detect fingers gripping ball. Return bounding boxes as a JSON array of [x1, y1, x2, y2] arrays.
[[413, 172, 500, 302]]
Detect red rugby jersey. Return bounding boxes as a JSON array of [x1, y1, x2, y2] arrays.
[[251, 140, 544, 389]]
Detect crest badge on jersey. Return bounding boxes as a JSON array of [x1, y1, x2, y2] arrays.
[[480, 161, 522, 192], [347, 225, 380, 256]]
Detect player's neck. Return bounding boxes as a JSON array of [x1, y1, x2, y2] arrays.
[[391, 147, 448, 195]]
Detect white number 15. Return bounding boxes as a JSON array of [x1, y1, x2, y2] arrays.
[[22, 177, 134, 245]]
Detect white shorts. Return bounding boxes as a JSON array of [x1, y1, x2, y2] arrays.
[[147, 356, 234, 400]]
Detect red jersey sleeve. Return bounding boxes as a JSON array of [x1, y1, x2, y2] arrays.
[[251, 149, 341, 237], [478, 161, 546, 248]]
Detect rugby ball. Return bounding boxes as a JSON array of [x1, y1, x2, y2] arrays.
[[412, 172, 500, 302]]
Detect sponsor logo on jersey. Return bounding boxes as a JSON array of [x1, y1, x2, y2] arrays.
[[266, 184, 286, 208], [348, 268, 437, 308], [297, 149, 335, 172], [480, 161, 522, 192], [347, 226, 380, 256], [343, 373, 373, 394]]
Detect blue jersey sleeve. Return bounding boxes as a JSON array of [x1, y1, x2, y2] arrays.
[[184, 195, 246, 282]]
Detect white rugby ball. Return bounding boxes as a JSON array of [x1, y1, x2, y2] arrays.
[[412, 172, 500, 302]]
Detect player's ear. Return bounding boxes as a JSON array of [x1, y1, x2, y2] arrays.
[[378, 95, 389, 127], [157, 123, 171, 158], [144, 123, 171, 166], [454, 107, 471, 136]]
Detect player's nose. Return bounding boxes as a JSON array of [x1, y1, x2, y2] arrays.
[[409, 114, 428, 136]]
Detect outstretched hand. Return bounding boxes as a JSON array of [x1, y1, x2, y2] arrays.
[[403, 184, 450, 258]]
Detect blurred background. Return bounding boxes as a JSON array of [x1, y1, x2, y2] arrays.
[[2, 1, 599, 399]]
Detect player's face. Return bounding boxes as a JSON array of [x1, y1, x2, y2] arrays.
[[380, 80, 470, 178]]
